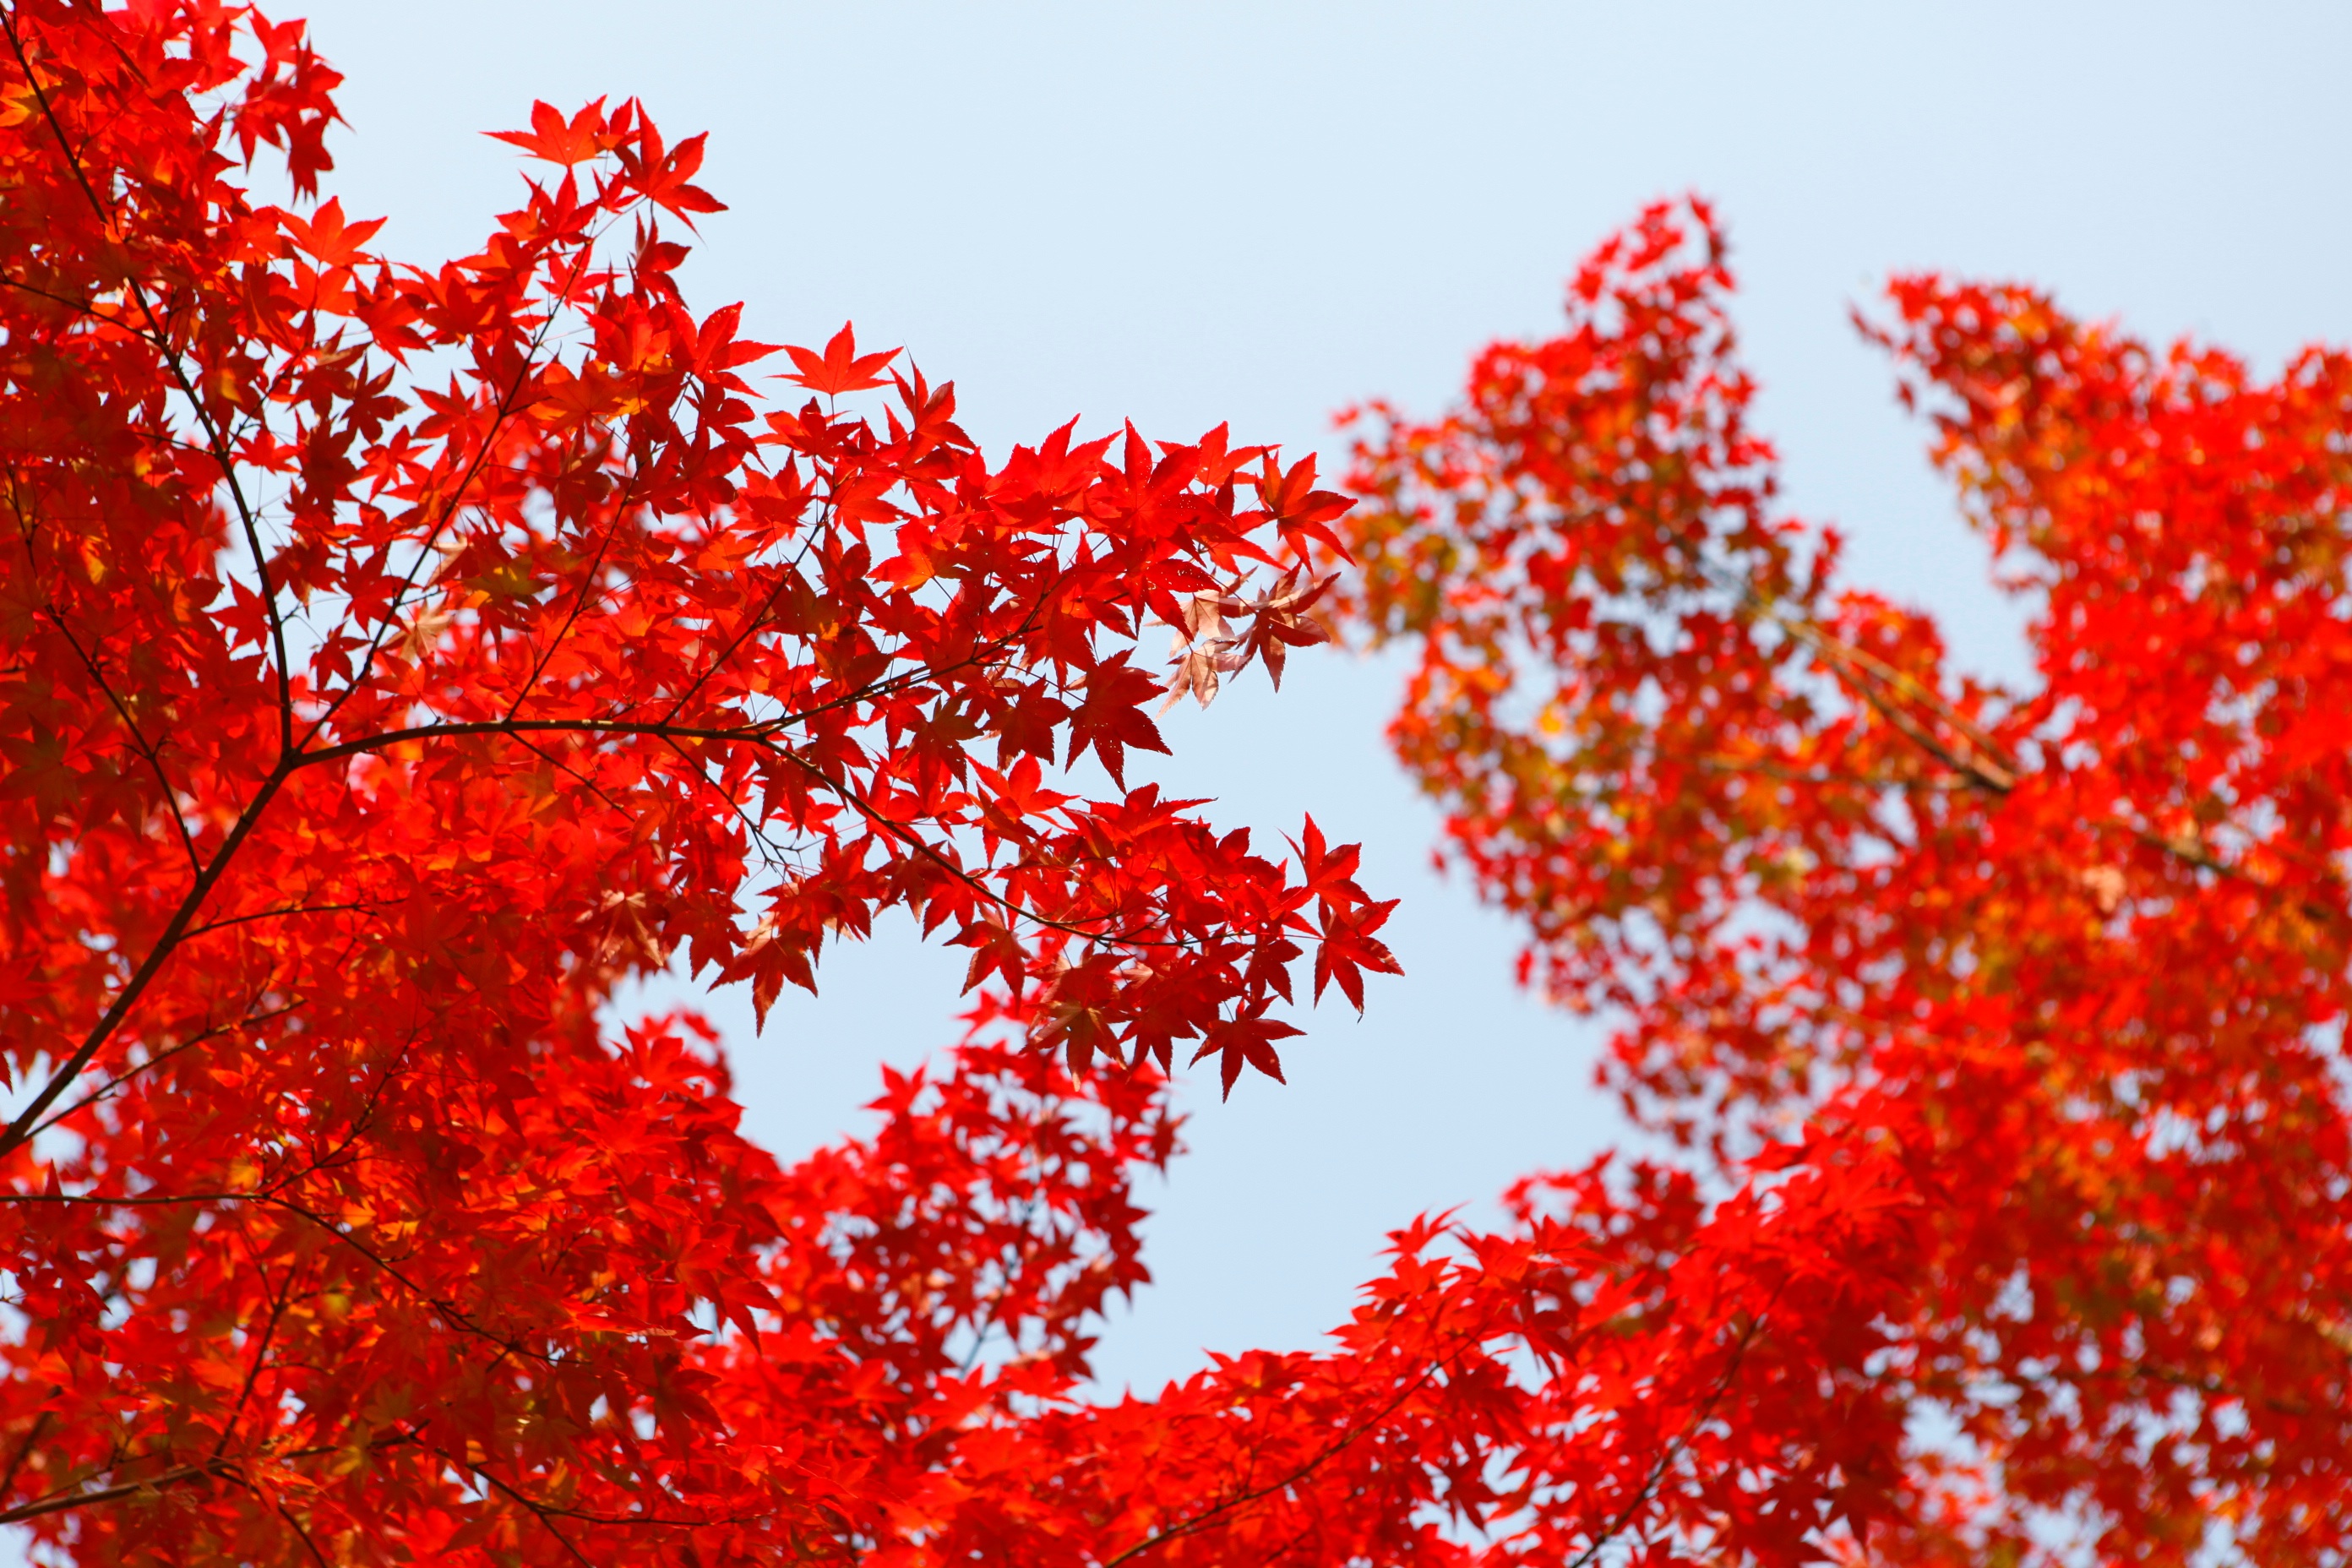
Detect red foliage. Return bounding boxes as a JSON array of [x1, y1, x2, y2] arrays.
[[8, 3, 2342, 1563], [1338, 194, 2352, 1562], [0, 1, 1409, 1556]]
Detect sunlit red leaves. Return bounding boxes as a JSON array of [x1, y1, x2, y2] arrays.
[[1334, 194, 2352, 1563], [1308, 896, 1398, 1015], [487, 97, 616, 166], [0, 3, 1402, 1561], [24, 0, 2339, 1558], [228, 13, 344, 198], [783, 321, 900, 397], [1255, 450, 1352, 560], [613, 114, 724, 223], [1284, 815, 1398, 1012], [277, 196, 381, 267], [849, 1083, 1929, 1565], [1061, 653, 1168, 787]]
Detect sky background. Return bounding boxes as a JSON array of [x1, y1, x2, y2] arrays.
[[264, 0, 2352, 1397]]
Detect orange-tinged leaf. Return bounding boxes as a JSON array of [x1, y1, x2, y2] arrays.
[[784, 321, 901, 395], [488, 97, 609, 166]]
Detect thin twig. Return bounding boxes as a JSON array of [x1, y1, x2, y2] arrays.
[[5, 9, 297, 753], [1563, 1301, 1773, 1568], [1102, 1348, 1464, 1566]]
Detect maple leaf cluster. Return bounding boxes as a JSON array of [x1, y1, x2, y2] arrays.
[[0, 2, 1413, 1558], [1335, 196, 2352, 1562], [4, 3, 2345, 1564]]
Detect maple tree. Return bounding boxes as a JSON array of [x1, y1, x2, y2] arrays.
[[1330, 198, 2352, 1562], [0, 1, 1415, 1558], [8, 3, 2345, 1564]]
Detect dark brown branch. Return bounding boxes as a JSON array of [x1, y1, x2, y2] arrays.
[[460, 1460, 599, 1568], [0, 1180, 552, 1368], [308, 215, 615, 749], [0, 1410, 52, 1508], [181, 902, 374, 942], [34, 604, 204, 874], [26, 1000, 300, 1144], [1563, 1304, 1772, 1568], [0, 1456, 244, 1526], [1102, 1348, 1462, 1566], [0, 762, 294, 1161], [0, 1430, 422, 1527], [212, 1259, 294, 1459]]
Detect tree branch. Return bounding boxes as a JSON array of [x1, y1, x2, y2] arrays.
[[1102, 1348, 1462, 1566]]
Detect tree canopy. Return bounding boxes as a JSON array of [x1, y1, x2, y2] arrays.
[[1338, 195, 2352, 1563], [5, 5, 2349, 1565]]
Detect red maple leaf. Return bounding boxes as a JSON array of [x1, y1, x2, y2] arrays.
[[784, 322, 900, 396]]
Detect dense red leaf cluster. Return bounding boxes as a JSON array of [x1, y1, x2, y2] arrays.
[[5, 3, 2344, 1564], [0, 1, 1408, 1557], [1339, 196, 2352, 1561]]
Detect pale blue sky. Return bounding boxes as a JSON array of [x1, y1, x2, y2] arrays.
[[217, 2, 2352, 1394]]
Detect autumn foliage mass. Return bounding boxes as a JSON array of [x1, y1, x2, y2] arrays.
[[4, 3, 2349, 1564]]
